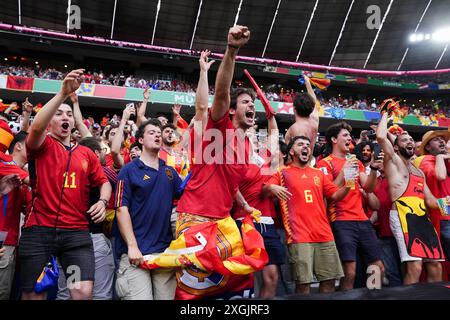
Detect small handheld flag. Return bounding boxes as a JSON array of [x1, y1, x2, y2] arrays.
[[243, 69, 276, 119]]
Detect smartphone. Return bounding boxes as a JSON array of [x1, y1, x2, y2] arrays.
[[126, 103, 136, 121], [373, 143, 381, 160], [367, 130, 376, 140]]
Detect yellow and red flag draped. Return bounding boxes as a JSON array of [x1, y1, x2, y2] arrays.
[[140, 214, 268, 275]]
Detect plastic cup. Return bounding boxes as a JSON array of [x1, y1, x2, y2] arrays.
[[344, 167, 357, 190], [437, 198, 450, 216]]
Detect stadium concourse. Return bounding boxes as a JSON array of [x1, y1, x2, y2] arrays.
[[0, 0, 450, 304]]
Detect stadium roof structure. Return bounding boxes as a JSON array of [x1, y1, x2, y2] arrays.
[[1, 0, 450, 71]]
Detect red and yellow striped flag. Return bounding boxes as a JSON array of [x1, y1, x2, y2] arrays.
[[140, 214, 268, 275]]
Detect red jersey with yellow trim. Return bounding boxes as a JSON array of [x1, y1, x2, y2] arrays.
[[266, 166, 339, 244], [414, 155, 450, 222], [25, 135, 108, 230], [316, 154, 367, 222], [159, 147, 190, 179], [0, 161, 30, 246]]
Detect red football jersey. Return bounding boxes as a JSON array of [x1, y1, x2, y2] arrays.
[[266, 166, 338, 244], [373, 176, 393, 238], [0, 161, 30, 246], [233, 160, 276, 219], [316, 154, 368, 222], [25, 135, 108, 230], [416, 155, 450, 222], [177, 112, 249, 219]]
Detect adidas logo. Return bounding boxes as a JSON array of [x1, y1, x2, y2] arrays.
[[143, 174, 151, 181], [301, 174, 308, 179]]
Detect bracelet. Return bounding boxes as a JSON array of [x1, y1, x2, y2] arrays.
[[99, 198, 108, 207], [370, 165, 378, 171], [227, 44, 240, 49]]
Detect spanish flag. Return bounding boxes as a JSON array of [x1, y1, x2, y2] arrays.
[[140, 214, 268, 275]]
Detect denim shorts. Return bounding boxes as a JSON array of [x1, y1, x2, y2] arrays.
[[19, 226, 95, 292]]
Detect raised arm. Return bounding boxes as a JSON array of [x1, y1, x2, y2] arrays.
[[20, 98, 33, 133], [376, 112, 395, 162], [424, 180, 439, 210], [27, 69, 84, 150], [172, 104, 182, 127], [435, 154, 450, 181], [304, 76, 320, 120], [4, 102, 18, 115], [194, 50, 215, 126], [303, 76, 317, 104], [111, 104, 135, 169], [70, 93, 92, 138], [136, 88, 149, 127], [211, 26, 250, 121]]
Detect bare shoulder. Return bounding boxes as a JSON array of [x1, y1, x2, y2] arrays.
[[287, 120, 317, 142]]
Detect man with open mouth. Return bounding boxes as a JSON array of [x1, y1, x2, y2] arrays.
[[414, 130, 450, 269], [18, 69, 112, 300], [316, 121, 384, 291], [263, 135, 351, 294], [377, 112, 445, 285]]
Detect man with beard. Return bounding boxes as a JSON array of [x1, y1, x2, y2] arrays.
[[356, 141, 374, 174], [263, 136, 351, 294], [159, 123, 189, 236], [19, 69, 112, 300], [174, 25, 264, 300], [414, 130, 450, 261], [316, 122, 384, 290], [377, 112, 444, 284], [232, 91, 284, 299], [159, 123, 189, 179]]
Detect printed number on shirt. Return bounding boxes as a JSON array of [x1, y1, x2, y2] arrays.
[[63, 172, 77, 189], [304, 190, 313, 203]]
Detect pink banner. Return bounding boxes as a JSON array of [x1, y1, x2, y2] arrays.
[[94, 84, 127, 99]]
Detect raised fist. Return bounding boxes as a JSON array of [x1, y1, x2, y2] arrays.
[[227, 25, 250, 49]]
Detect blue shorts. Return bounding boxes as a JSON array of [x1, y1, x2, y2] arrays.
[[331, 220, 382, 263], [236, 220, 286, 266]]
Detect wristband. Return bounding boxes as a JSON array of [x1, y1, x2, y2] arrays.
[[99, 198, 108, 207], [370, 165, 379, 171]]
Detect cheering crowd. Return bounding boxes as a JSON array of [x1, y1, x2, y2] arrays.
[[3, 63, 450, 120], [0, 26, 449, 300]]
